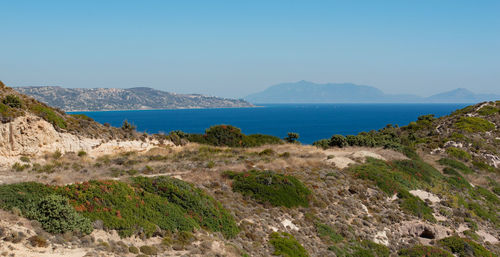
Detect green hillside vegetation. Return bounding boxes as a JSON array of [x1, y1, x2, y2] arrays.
[[224, 170, 311, 208], [0, 177, 238, 238]]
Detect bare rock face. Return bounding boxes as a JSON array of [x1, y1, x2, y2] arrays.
[[0, 114, 164, 167]]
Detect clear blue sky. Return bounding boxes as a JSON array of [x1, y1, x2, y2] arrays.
[[1, 0, 499, 98]]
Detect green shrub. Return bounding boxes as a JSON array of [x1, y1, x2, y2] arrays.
[[139, 245, 158, 255], [472, 161, 495, 172], [327, 240, 389, 257], [121, 120, 136, 131], [29, 104, 67, 129], [128, 246, 139, 254], [25, 195, 92, 234], [312, 139, 330, 149], [329, 135, 348, 148], [477, 105, 499, 116], [284, 132, 300, 143], [20, 156, 30, 163], [259, 148, 276, 156], [398, 245, 453, 257], [2, 95, 22, 108], [131, 176, 239, 238], [455, 117, 495, 133], [244, 134, 282, 146], [438, 236, 495, 257], [349, 158, 436, 222], [438, 158, 473, 174], [445, 147, 471, 161], [12, 162, 29, 172], [398, 191, 436, 222], [315, 223, 343, 243], [69, 114, 94, 121], [77, 150, 87, 157], [269, 232, 309, 257], [224, 170, 311, 208]]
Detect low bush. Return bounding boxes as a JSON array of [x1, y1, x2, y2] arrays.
[[131, 176, 239, 238], [327, 240, 389, 257], [224, 170, 311, 208], [2, 94, 22, 108], [25, 195, 92, 234], [139, 245, 158, 255], [477, 105, 499, 116], [329, 135, 348, 148], [269, 232, 309, 257], [29, 104, 67, 129], [69, 114, 94, 121], [445, 147, 471, 161], [438, 236, 495, 257], [398, 245, 453, 257], [284, 132, 300, 143], [244, 134, 283, 146], [455, 117, 495, 133], [438, 158, 473, 174], [349, 158, 436, 222], [315, 222, 343, 243], [472, 160, 495, 172]]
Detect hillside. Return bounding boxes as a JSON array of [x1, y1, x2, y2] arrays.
[[15, 86, 253, 111], [0, 81, 163, 166], [0, 82, 499, 257], [245, 80, 500, 103]]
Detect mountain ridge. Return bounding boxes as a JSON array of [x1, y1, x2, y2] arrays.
[[245, 81, 500, 103]]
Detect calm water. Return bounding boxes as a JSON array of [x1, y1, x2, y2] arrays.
[[71, 104, 468, 144]]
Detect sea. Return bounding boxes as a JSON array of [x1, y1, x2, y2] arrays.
[[71, 103, 469, 144]]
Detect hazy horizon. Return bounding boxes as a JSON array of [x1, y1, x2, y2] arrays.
[[1, 1, 499, 98]]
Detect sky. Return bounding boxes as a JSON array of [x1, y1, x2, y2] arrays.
[[1, 0, 499, 98]]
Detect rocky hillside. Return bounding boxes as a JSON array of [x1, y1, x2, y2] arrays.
[[0, 81, 164, 167], [0, 84, 499, 257], [15, 86, 253, 111]]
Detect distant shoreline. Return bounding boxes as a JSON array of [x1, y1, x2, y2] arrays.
[[67, 105, 262, 113]]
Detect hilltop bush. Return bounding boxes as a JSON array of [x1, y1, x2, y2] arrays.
[[2, 94, 22, 108], [187, 125, 282, 147], [329, 135, 348, 148], [224, 170, 311, 208], [243, 134, 283, 146], [269, 232, 309, 257], [29, 104, 67, 129], [477, 105, 499, 116], [455, 117, 494, 133], [284, 132, 300, 143], [70, 114, 94, 121], [131, 176, 239, 238]]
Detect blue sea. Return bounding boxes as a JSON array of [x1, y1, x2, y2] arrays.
[[71, 104, 469, 144]]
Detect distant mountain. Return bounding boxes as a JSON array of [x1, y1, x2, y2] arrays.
[[245, 81, 500, 103], [15, 86, 254, 111]]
